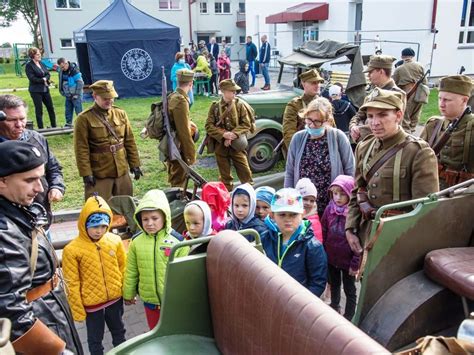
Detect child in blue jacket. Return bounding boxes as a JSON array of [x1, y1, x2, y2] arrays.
[[225, 183, 268, 241], [261, 188, 328, 297]]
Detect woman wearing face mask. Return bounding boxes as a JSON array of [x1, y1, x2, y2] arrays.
[[171, 52, 194, 105], [284, 97, 355, 216]]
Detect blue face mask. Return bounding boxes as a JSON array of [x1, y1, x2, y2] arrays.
[[178, 59, 185, 64], [305, 125, 325, 136]]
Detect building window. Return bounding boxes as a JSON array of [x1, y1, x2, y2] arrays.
[[60, 38, 74, 48], [200, 2, 208, 13], [459, 0, 474, 44], [56, 0, 81, 9], [216, 36, 231, 44], [159, 0, 181, 10], [215, 2, 230, 14], [238, 2, 245, 13], [239, 36, 246, 44]]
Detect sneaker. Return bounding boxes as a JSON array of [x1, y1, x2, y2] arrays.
[[64, 123, 73, 128], [262, 85, 271, 91]]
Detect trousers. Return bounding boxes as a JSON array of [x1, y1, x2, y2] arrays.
[[85, 299, 126, 355], [30, 91, 56, 129], [328, 264, 357, 321], [214, 142, 253, 191], [84, 173, 133, 201]]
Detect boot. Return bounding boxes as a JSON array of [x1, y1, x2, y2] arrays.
[[12, 319, 66, 355]]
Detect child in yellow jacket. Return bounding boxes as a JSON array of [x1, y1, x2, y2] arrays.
[[62, 195, 127, 355]]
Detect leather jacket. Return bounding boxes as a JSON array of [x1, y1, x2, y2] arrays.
[[0, 197, 83, 354]]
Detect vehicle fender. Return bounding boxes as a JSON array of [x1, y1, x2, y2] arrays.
[[248, 119, 283, 140]]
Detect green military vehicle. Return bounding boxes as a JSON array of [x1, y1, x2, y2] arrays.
[[242, 40, 367, 173], [104, 178, 474, 354]]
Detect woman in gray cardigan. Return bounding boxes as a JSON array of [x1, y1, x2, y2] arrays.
[[284, 97, 355, 216]]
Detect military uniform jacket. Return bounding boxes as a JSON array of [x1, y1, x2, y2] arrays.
[[420, 113, 474, 173], [349, 79, 406, 139], [205, 98, 252, 142], [74, 103, 140, 179], [282, 93, 317, 148], [345, 129, 439, 231], [168, 88, 196, 165]]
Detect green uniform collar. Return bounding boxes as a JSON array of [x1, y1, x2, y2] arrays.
[[379, 128, 407, 149], [302, 93, 317, 105], [92, 103, 110, 115]]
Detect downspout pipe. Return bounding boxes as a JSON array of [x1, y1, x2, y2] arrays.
[[188, 0, 193, 42], [41, 0, 54, 53], [431, 0, 438, 33]]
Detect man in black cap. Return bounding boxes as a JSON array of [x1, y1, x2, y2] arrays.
[[0, 94, 65, 229], [0, 140, 82, 354], [393, 48, 428, 133]]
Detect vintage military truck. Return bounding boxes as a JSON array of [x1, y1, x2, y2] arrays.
[[106, 179, 474, 354], [242, 39, 367, 173]]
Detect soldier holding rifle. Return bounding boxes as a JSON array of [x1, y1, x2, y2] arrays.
[[345, 89, 439, 255], [420, 75, 474, 189]]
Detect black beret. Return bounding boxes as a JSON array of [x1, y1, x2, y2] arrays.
[[401, 48, 415, 57], [0, 141, 46, 177]]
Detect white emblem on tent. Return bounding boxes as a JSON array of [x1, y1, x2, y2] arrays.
[[121, 48, 153, 81]]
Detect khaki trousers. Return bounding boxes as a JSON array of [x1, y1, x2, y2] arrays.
[[167, 160, 187, 188], [84, 173, 133, 201], [215, 142, 253, 191]]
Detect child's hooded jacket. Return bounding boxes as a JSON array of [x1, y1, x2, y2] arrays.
[[62, 196, 126, 321], [225, 183, 268, 241], [123, 190, 189, 305]]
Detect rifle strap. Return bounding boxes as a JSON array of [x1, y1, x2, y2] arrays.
[[428, 119, 444, 147], [365, 138, 412, 183], [463, 119, 473, 166], [216, 101, 234, 127], [92, 110, 121, 143]]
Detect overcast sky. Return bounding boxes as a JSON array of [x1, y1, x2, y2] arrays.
[[0, 17, 34, 45]]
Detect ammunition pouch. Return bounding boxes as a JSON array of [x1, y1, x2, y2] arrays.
[[357, 188, 376, 220], [438, 164, 474, 187]]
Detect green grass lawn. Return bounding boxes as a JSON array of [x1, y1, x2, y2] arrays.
[[0, 65, 440, 211]]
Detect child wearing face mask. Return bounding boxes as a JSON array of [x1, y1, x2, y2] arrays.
[[295, 178, 323, 242], [321, 175, 358, 320], [225, 183, 268, 241], [183, 201, 216, 254], [62, 196, 126, 355], [123, 189, 189, 330]]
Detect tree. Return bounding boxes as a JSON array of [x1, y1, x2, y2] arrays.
[[1, 42, 12, 48], [0, 0, 42, 49]]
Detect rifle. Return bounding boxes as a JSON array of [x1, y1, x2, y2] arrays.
[[432, 106, 472, 155], [160, 66, 208, 197], [406, 69, 430, 101], [273, 119, 305, 155]]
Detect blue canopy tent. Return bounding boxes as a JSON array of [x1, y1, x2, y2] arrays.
[[73, 0, 180, 98]]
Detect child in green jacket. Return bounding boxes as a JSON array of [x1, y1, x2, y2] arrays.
[[123, 189, 189, 330]]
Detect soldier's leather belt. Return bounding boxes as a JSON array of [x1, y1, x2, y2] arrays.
[[90, 142, 124, 154], [26, 273, 59, 303], [438, 164, 474, 187]]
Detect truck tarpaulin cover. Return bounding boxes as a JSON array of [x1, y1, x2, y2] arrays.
[[74, 0, 180, 98], [279, 40, 367, 108]]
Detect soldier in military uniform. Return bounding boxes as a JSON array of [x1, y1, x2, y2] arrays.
[[349, 55, 406, 144], [167, 69, 196, 187], [205, 79, 253, 191], [74, 80, 142, 201], [420, 75, 474, 189], [345, 88, 439, 255], [282, 69, 324, 148], [393, 48, 428, 133]]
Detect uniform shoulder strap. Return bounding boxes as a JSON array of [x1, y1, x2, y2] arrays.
[[428, 118, 444, 147], [462, 118, 474, 166]]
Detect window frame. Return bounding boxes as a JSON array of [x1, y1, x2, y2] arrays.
[[60, 38, 75, 49], [159, 0, 182, 11], [55, 0, 81, 10], [200, 1, 208, 14], [214, 1, 231, 14], [459, 0, 474, 46]]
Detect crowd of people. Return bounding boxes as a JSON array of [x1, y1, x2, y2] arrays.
[[0, 43, 473, 354]]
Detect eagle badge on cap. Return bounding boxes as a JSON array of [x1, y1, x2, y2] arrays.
[[368, 88, 380, 101], [31, 147, 41, 157]]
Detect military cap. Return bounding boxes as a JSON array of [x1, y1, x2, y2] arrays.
[[439, 75, 473, 97], [401, 48, 416, 57], [0, 140, 46, 177], [360, 88, 404, 112], [177, 69, 195, 83], [198, 40, 206, 46], [231, 134, 248, 152], [299, 69, 324, 83], [219, 79, 241, 92], [90, 80, 118, 99], [364, 55, 396, 72]]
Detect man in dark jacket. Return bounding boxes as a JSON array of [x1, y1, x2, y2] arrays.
[[57, 58, 84, 128], [0, 94, 65, 228], [0, 140, 82, 354], [259, 35, 271, 90], [245, 36, 258, 87]]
